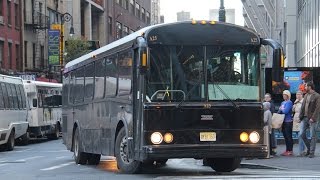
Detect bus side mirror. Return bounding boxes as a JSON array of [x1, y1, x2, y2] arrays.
[[272, 48, 283, 82], [33, 99, 38, 107]]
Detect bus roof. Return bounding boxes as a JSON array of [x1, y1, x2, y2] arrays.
[[0, 74, 23, 84], [23, 80, 62, 88], [64, 21, 259, 73]]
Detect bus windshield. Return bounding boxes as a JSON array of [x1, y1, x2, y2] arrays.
[[146, 45, 260, 102]]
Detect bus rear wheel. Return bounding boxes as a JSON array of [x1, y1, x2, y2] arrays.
[[115, 128, 141, 174], [207, 158, 241, 172], [73, 128, 88, 165], [6, 130, 15, 151]]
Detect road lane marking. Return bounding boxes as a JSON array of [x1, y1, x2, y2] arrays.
[[16, 156, 44, 162], [40, 162, 74, 171]]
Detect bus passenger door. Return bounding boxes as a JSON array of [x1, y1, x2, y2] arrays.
[[132, 47, 147, 160]]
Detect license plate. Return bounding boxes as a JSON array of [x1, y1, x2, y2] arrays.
[[200, 132, 216, 141]]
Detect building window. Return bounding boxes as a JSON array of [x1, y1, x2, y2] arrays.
[[14, 3, 19, 28], [146, 12, 150, 24], [123, 25, 129, 37], [135, 3, 140, 18], [123, 0, 129, 9], [116, 21, 122, 39], [7, 0, 11, 25], [0, 0, 3, 17], [0, 41, 3, 68], [8, 42, 12, 69], [40, 45, 44, 69], [141, 8, 145, 22], [32, 43, 35, 68], [24, 41, 27, 68], [108, 16, 112, 35], [15, 44, 19, 71], [130, 0, 134, 14]]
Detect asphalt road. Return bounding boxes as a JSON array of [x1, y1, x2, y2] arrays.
[[1, 139, 320, 180]]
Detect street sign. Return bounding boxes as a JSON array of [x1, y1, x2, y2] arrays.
[[48, 30, 60, 66]]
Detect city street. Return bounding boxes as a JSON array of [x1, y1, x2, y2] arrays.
[[1, 139, 320, 179]]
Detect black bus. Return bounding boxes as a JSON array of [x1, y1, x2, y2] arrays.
[[62, 21, 283, 173]]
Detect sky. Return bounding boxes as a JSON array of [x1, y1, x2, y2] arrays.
[[160, 0, 244, 26]]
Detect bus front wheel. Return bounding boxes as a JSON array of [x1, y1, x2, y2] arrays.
[[73, 128, 88, 165], [6, 130, 15, 151], [115, 128, 141, 173], [207, 158, 241, 172]]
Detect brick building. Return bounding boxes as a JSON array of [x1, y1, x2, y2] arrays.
[[0, 0, 23, 74]]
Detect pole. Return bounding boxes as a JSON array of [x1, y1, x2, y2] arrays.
[[219, 0, 226, 22], [60, 16, 64, 83]]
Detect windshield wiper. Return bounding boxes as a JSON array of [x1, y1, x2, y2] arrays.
[[215, 84, 240, 109], [176, 79, 203, 109]]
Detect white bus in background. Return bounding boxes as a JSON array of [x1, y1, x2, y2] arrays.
[[0, 75, 29, 150], [23, 80, 62, 141]]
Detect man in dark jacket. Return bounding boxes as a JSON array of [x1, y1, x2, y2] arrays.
[[299, 82, 320, 158]]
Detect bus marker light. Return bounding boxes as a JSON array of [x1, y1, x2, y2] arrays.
[[164, 133, 173, 143], [210, 21, 216, 25], [240, 132, 249, 142], [249, 131, 260, 143], [200, 20, 207, 25], [151, 132, 163, 144], [142, 53, 147, 67]]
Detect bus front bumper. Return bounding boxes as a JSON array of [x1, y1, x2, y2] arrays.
[[141, 144, 268, 159]]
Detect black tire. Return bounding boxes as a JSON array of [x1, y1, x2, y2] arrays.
[[87, 153, 101, 165], [19, 132, 29, 145], [73, 128, 87, 165], [48, 124, 60, 140], [6, 130, 15, 151], [115, 128, 141, 174], [208, 158, 241, 172]]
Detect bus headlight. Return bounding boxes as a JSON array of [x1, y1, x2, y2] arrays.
[[240, 132, 249, 142], [151, 132, 163, 144], [164, 133, 173, 143], [249, 131, 260, 143]]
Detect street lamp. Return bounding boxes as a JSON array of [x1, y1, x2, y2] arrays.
[[60, 12, 74, 82], [219, 0, 226, 22]]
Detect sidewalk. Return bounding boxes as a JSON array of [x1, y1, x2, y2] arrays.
[[242, 143, 320, 171]]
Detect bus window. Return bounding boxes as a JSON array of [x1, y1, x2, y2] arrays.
[[69, 72, 75, 104], [74, 67, 84, 102], [15, 84, 22, 109], [6, 83, 14, 109], [10, 84, 19, 109], [118, 50, 132, 96], [62, 74, 69, 106], [0, 83, 4, 109], [18, 85, 26, 109], [85, 62, 95, 99], [105, 56, 117, 97], [95, 58, 106, 99], [1, 83, 8, 108]]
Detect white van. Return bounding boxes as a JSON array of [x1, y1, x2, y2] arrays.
[[0, 74, 29, 150]]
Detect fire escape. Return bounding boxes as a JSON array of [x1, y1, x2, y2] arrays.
[[24, 0, 49, 72]]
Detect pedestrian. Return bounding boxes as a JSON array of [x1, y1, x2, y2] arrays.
[[299, 81, 320, 158], [263, 102, 273, 157], [264, 93, 276, 113], [264, 93, 277, 155], [292, 90, 305, 156], [278, 90, 293, 156]]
